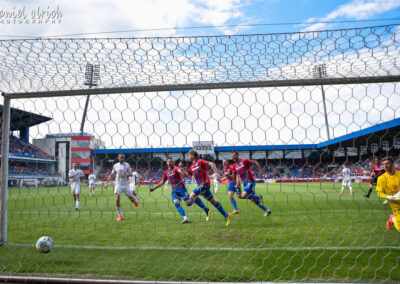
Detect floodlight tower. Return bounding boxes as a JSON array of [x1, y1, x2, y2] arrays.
[[313, 64, 330, 140], [80, 63, 100, 133]]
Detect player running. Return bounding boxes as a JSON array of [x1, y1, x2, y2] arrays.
[[129, 168, 140, 201], [220, 159, 240, 214], [88, 172, 96, 197], [150, 158, 206, 224], [69, 163, 83, 211], [339, 163, 353, 196], [375, 157, 400, 231], [104, 153, 139, 221], [232, 151, 271, 217], [212, 172, 219, 194], [364, 157, 385, 199], [182, 149, 231, 226]]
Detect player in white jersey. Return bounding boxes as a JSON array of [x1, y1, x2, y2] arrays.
[[339, 163, 353, 196], [88, 173, 96, 196], [212, 173, 219, 194], [104, 153, 139, 221], [129, 169, 140, 201], [68, 163, 84, 210]]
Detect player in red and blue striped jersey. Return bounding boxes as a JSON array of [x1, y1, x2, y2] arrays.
[[220, 159, 240, 214], [150, 158, 208, 224], [182, 149, 232, 226], [364, 157, 385, 198], [232, 151, 271, 217]]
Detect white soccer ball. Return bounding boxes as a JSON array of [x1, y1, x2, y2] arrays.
[[36, 236, 54, 253]]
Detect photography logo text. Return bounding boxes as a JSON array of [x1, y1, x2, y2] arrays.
[[0, 6, 62, 24]]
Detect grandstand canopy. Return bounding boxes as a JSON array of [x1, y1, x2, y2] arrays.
[[318, 118, 400, 149], [92, 118, 400, 156], [0, 105, 52, 131]]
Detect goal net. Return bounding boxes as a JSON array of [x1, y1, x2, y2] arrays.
[[0, 24, 400, 282]]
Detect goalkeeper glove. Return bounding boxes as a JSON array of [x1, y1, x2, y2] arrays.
[[393, 191, 400, 200], [386, 192, 400, 201]]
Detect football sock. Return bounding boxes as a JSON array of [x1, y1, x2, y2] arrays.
[[75, 201, 79, 209], [117, 207, 122, 217], [214, 201, 228, 218], [230, 197, 238, 210], [194, 197, 208, 213], [174, 202, 186, 217], [255, 200, 267, 211]]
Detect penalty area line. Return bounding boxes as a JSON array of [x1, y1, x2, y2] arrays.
[[7, 243, 400, 251]]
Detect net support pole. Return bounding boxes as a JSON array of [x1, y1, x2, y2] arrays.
[[0, 95, 11, 246], [80, 94, 90, 133], [320, 84, 330, 140]]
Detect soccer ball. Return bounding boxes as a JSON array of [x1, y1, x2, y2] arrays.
[[35, 236, 54, 253]]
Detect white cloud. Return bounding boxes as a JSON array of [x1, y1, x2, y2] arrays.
[[303, 0, 400, 32], [0, 0, 247, 38], [1, 8, 399, 148]]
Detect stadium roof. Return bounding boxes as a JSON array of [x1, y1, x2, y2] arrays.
[[45, 132, 92, 138], [92, 118, 400, 155], [318, 118, 400, 148], [0, 105, 52, 131]]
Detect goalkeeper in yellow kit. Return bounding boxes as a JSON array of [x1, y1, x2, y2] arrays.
[[375, 157, 400, 230]]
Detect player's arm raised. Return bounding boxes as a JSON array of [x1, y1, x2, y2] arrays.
[[208, 161, 220, 180]]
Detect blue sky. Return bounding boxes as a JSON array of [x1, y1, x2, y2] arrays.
[[0, 0, 399, 38], [1, 0, 399, 148]]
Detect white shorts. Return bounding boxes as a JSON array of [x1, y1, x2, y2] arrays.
[[71, 183, 81, 195], [342, 179, 351, 186], [114, 183, 133, 197], [89, 182, 95, 188], [130, 183, 137, 192]]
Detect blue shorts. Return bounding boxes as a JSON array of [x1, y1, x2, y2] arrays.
[[171, 187, 190, 202], [192, 184, 214, 201], [243, 182, 255, 194], [228, 185, 239, 193]]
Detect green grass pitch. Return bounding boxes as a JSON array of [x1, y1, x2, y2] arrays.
[[0, 182, 399, 282]]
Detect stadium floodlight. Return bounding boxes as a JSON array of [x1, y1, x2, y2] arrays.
[[313, 64, 330, 140], [80, 63, 100, 133]]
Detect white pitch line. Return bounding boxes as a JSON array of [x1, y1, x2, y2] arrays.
[[0, 275, 368, 284], [7, 209, 388, 216], [7, 243, 400, 251]]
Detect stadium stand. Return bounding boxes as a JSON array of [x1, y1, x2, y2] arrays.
[[0, 106, 62, 187], [94, 118, 400, 184], [3, 135, 55, 160]]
